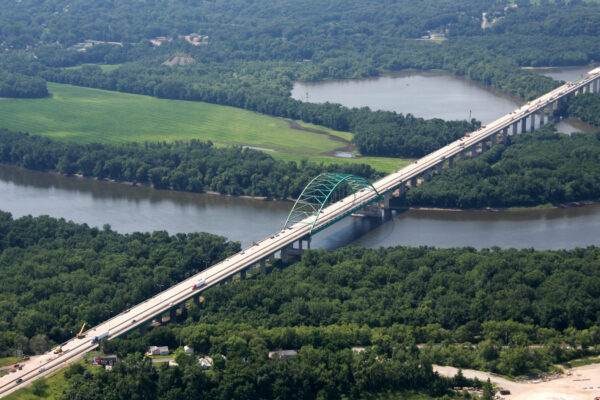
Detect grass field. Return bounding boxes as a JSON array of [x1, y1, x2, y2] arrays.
[[0, 83, 408, 172], [0, 357, 21, 368], [4, 371, 68, 400]]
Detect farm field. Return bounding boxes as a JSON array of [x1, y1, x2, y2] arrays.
[[0, 83, 406, 172]]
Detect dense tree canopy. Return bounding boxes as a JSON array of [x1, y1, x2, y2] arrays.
[[0, 129, 379, 199], [2, 0, 595, 155], [396, 127, 600, 208], [0, 211, 240, 356]]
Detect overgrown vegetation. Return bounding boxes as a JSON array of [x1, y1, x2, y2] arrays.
[[567, 93, 600, 127], [396, 127, 600, 208], [0, 129, 379, 199], [6, 0, 597, 157]]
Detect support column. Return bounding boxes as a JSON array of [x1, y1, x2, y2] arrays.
[[512, 122, 518, 136], [538, 109, 545, 127], [530, 113, 535, 132], [193, 295, 200, 306], [169, 308, 177, 322], [260, 258, 267, 273], [305, 237, 311, 249], [460, 150, 466, 161], [594, 79, 599, 93], [552, 101, 560, 123], [436, 163, 443, 174], [423, 170, 430, 182], [521, 117, 527, 134], [240, 270, 246, 281], [448, 157, 454, 169], [491, 133, 497, 146], [410, 177, 418, 188], [481, 141, 488, 153], [383, 192, 391, 209]]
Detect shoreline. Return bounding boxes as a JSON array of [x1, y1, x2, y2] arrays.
[[398, 200, 599, 213], [2, 163, 598, 211], [0, 163, 290, 202]]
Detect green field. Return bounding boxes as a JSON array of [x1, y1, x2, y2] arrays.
[[5, 372, 67, 400], [0, 83, 407, 172]]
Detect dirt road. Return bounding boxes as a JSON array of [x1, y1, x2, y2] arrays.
[[435, 364, 600, 400]]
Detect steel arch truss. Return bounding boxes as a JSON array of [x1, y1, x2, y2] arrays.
[[284, 173, 380, 234]]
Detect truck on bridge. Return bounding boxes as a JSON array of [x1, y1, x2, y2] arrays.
[[91, 331, 109, 344]]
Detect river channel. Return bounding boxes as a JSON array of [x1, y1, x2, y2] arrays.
[[3, 66, 599, 250], [2, 164, 600, 250], [291, 68, 597, 134]]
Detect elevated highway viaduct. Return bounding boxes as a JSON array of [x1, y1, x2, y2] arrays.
[[1, 67, 599, 397]]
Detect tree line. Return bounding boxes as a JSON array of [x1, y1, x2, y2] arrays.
[[567, 93, 600, 127], [0, 129, 379, 199], [2, 212, 600, 390], [395, 126, 600, 208]]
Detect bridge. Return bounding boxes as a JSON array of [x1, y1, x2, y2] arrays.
[[1, 67, 599, 397]]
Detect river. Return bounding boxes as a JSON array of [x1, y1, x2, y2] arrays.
[[3, 67, 600, 250], [291, 69, 597, 134], [2, 164, 599, 250]]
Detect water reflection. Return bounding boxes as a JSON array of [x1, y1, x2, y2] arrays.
[[291, 70, 594, 133], [2, 164, 599, 250]]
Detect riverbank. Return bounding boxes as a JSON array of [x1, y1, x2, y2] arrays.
[[5, 162, 600, 212], [389, 200, 600, 214]]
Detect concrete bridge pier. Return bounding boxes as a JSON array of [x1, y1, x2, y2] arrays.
[[520, 117, 527, 134], [240, 269, 246, 281], [410, 177, 418, 188], [460, 150, 466, 161], [530, 114, 535, 132], [481, 140, 488, 153], [448, 157, 454, 169], [436, 163, 443, 174], [383, 192, 392, 209], [594, 79, 599, 93], [260, 258, 267, 274], [512, 122, 519, 136], [169, 308, 177, 322], [491, 133, 497, 146], [423, 170, 431, 182], [538, 109, 545, 127]]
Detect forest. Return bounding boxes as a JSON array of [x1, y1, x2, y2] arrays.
[[0, 129, 379, 199], [396, 126, 600, 208], [1, 213, 600, 397], [567, 93, 600, 127], [2, 0, 598, 157], [0, 211, 240, 356]]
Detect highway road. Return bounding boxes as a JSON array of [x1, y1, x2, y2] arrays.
[[1, 67, 598, 398]]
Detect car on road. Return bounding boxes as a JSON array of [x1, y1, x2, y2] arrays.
[[16, 378, 22, 384]]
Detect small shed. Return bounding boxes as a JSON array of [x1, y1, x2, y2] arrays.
[[184, 346, 194, 354]]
